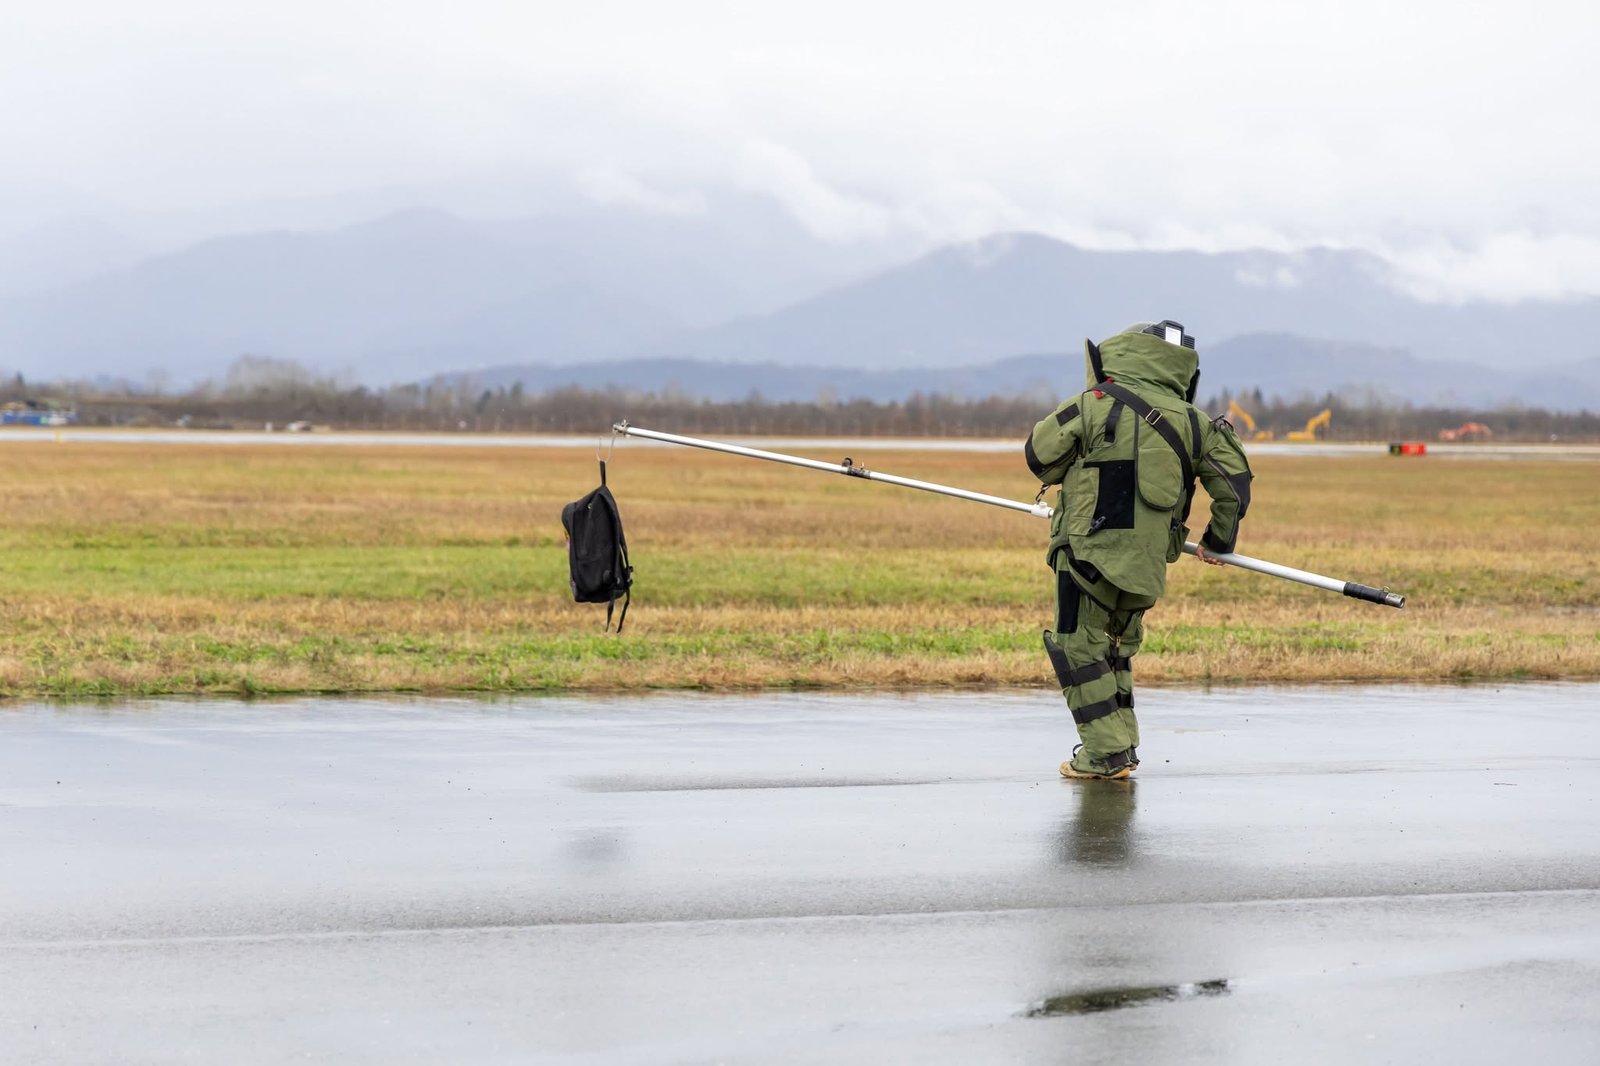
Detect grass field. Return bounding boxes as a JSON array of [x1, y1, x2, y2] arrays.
[[3, 438, 1598, 696]]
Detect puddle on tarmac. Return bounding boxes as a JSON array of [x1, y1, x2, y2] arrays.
[[1026, 979, 1230, 1016]]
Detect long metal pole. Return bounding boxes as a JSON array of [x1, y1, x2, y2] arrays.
[[612, 422, 1405, 609]]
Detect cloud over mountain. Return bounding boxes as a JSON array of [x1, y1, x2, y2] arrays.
[[4, 209, 1600, 411]]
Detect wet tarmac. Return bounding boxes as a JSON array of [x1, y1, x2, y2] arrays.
[[4, 683, 1599, 1064]]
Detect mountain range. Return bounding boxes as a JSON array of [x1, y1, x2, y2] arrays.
[[2, 197, 1599, 410], [455, 334, 1597, 412], [637, 234, 1600, 376]]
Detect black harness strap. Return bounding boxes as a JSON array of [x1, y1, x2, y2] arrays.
[[1103, 400, 1125, 444], [1181, 409, 1202, 522]]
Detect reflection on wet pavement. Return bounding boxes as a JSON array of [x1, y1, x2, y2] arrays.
[[1056, 779, 1138, 867]]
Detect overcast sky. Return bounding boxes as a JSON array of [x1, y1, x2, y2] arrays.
[[4, 0, 1598, 301]]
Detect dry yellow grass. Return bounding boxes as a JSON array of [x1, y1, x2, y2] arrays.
[[2, 439, 1597, 695]]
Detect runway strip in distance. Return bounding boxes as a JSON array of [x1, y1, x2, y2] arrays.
[[4, 428, 1598, 461]]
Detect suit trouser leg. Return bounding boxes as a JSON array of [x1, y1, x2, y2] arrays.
[[1108, 595, 1144, 752], [1042, 569, 1152, 760]]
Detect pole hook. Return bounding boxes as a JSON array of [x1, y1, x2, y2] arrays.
[[596, 423, 622, 484]]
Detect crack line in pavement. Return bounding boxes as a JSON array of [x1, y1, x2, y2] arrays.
[[9, 886, 1600, 951]]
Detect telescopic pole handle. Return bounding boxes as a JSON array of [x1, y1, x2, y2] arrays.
[[1342, 582, 1407, 609], [612, 421, 1405, 609], [1180, 541, 1405, 609]]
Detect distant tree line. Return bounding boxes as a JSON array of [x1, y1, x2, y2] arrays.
[[5, 357, 1598, 441], [1203, 387, 1600, 443]]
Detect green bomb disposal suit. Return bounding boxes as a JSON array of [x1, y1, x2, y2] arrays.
[[1025, 323, 1252, 779]]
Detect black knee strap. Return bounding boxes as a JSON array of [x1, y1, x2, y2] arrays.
[[1044, 632, 1113, 689], [1072, 696, 1120, 725], [1068, 660, 1112, 687]]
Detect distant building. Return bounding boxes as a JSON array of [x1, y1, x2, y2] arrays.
[[1, 400, 78, 426]]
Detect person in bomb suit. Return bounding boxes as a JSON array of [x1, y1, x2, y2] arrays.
[[1025, 321, 1252, 780]]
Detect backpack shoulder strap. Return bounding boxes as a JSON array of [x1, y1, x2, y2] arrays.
[[593, 485, 630, 569], [611, 587, 630, 633], [591, 483, 632, 633]]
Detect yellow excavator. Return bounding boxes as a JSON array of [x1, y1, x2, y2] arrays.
[[1438, 421, 1493, 442], [1226, 399, 1275, 441], [1286, 408, 1332, 442]]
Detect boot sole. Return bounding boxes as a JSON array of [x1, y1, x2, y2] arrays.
[[1059, 761, 1133, 780]]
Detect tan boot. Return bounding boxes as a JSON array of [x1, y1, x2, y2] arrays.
[[1059, 744, 1136, 780]]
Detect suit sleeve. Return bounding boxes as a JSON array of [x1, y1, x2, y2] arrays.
[[1024, 397, 1085, 486], [1195, 417, 1253, 553]]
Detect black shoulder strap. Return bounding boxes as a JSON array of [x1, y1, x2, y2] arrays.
[[1096, 382, 1195, 489]]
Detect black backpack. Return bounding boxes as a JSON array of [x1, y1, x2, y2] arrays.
[[561, 461, 633, 632]]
